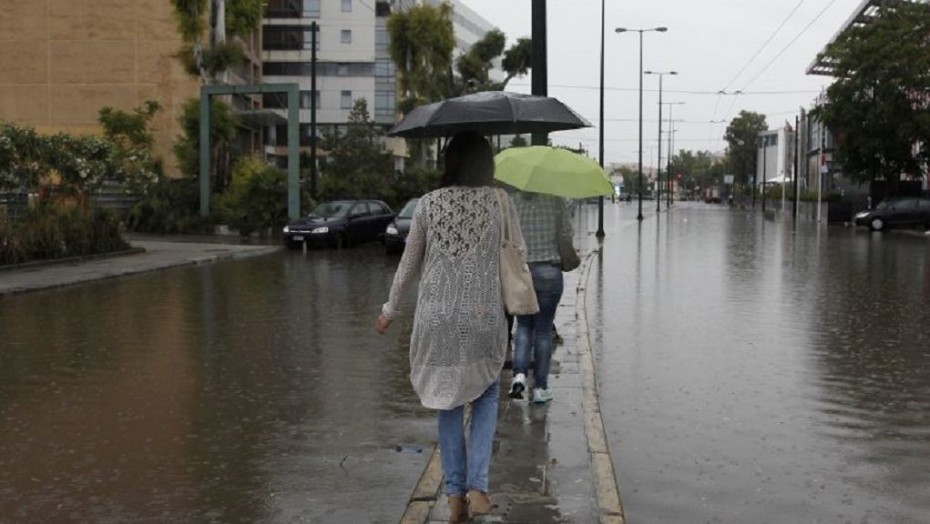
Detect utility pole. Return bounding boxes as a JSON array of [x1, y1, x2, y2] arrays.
[[596, 0, 605, 237], [793, 115, 799, 221], [531, 1, 547, 147], [310, 21, 318, 199]]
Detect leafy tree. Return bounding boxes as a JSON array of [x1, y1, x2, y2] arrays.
[[98, 101, 163, 195], [455, 31, 532, 94], [501, 38, 532, 88], [814, 1, 930, 193], [318, 99, 394, 202], [173, 98, 239, 192], [669, 150, 726, 192], [509, 135, 528, 148], [388, 3, 456, 112], [724, 111, 768, 185]]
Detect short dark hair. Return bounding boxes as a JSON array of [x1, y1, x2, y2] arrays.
[[441, 131, 495, 188]]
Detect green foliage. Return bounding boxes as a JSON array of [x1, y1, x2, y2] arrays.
[[455, 29, 505, 93], [98, 101, 160, 149], [173, 97, 239, 191], [724, 111, 768, 185], [509, 135, 528, 148], [97, 101, 163, 195], [455, 30, 533, 94], [215, 157, 290, 236], [0, 123, 45, 191], [170, 0, 208, 42], [388, 3, 456, 109], [0, 122, 123, 195], [0, 202, 129, 266], [668, 150, 726, 188], [202, 41, 247, 77], [815, 2, 930, 190], [318, 99, 394, 202], [125, 176, 215, 234], [501, 38, 532, 87], [226, 0, 263, 37], [171, 0, 261, 81], [386, 167, 440, 209]]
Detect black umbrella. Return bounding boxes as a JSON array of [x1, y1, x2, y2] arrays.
[[387, 91, 592, 138]]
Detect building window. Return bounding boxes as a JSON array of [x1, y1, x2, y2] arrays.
[[263, 61, 374, 77], [341, 90, 353, 110], [341, 30, 352, 44], [300, 90, 321, 109], [342, 0, 352, 12], [263, 25, 319, 51], [304, 0, 321, 17]]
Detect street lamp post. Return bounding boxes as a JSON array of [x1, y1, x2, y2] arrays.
[[616, 26, 667, 221], [664, 102, 685, 207], [597, 0, 606, 238], [645, 71, 676, 214]]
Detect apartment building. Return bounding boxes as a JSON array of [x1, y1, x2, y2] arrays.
[[260, 0, 501, 162]]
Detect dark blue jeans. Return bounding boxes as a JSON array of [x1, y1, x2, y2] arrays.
[[513, 263, 564, 390]]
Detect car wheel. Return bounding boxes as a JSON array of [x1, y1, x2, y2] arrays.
[[335, 232, 350, 249], [869, 217, 885, 231]]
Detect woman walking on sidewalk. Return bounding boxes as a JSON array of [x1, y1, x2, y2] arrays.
[[507, 191, 573, 403], [376, 131, 523, 522]]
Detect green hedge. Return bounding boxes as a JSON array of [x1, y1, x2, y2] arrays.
[[0, 203, 129, 266]]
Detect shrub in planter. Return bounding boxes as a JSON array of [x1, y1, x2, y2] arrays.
[[215, 157, 289, 237]]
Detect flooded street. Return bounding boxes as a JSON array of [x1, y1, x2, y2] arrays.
[[591, 204, 930, 523], [0, 246, 431, 523], [2, 203, 929, 523]]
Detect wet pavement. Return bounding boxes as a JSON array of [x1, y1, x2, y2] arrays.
[[2, 203, 928, 523], [590, 203, 930, 523], [0, 226, 619, 523]]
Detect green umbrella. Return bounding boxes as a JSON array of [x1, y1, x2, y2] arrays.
[[494, 146, 615, 198]]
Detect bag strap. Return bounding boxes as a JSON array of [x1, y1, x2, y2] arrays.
[[495, 188, 511, 243]]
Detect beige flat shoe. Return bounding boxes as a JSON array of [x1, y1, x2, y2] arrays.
[[448, 495, 468, 523], [467, 489, 492, 516]]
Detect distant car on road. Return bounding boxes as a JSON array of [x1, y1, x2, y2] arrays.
[[282, 199, 394, 249], [384, 197, 419, 255], [854, 197, 930, 232]]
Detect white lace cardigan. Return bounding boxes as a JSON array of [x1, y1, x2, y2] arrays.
[[382, 186, 525, 410]]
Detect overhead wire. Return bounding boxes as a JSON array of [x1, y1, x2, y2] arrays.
[[738, 0, 841, 91], [720, 0, 809, 92]]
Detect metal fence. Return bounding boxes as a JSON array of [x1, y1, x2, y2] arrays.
[[0, 190, 138, 224]]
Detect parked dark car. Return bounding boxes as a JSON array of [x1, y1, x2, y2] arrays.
[[854, 197, 930, 231], [282, 200, 394, 249], [384, 198, 419, 254]]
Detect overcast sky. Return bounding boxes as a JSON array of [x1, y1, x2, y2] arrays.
[[462, 0, 863, 167]]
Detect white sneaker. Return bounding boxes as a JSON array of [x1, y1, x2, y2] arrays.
[[532, 388, 553, 404], [508, 373, 526, 399]]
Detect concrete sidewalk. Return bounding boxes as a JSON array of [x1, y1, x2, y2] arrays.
[[0, 236, 280, 296], [401, 244, 624, 524], [0, 230, 625, 523]]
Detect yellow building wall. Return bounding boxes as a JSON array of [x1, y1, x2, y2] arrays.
[[0, 0, 202, 177]]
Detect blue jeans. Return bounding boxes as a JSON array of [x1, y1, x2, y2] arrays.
[[513, 263, 564, 390], [438, 380, 499, 496]]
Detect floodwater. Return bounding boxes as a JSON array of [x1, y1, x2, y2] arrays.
[[0, 246, 431, 523], [590, 204, 930, 523]]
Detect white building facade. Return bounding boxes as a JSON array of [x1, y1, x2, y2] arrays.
[[261, 0, 500, 159]]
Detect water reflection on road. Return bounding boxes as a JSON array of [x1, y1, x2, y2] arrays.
[[0, 246, 429, 523], [591, 204, 930, 523]]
